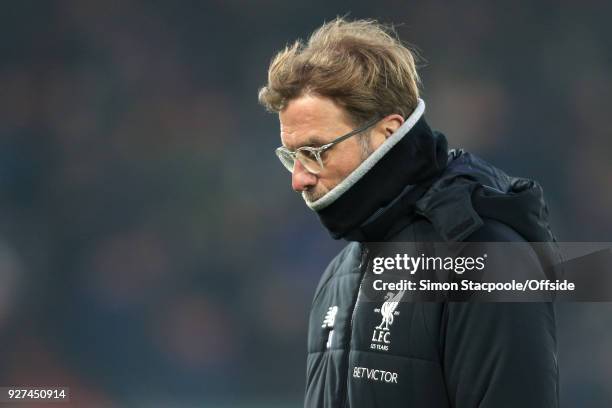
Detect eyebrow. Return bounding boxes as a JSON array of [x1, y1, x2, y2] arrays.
[[284, 135, 327, 150], [302, 135, 327, 147]]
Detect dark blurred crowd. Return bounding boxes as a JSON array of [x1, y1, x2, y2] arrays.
[[0, 0, 610, 406]]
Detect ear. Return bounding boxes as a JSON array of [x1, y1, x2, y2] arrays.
[[381, 114, 405, 139]]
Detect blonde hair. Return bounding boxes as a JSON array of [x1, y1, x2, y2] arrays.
[[258, 17, 421, 125]]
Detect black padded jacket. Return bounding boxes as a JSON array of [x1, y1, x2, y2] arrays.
[[304, 115, 561, 408]]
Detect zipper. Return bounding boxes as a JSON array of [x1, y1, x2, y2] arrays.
[[340, 244, 370, 408]]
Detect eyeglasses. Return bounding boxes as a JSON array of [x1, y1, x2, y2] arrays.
[[275, 117, 380, 174]]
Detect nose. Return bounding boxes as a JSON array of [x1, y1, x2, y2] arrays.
[[291, 160, 318, 192]]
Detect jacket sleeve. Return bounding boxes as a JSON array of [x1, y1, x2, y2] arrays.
[[440, 220, 559, 408]]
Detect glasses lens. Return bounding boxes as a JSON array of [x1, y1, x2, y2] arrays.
[[276, 148, 295, 172], [296, 149, 322, 174]]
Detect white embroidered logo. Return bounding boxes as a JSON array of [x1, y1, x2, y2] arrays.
[[322, 306, 338, 349], [376, 291, 403, 330], [371, 291, 404, 351], [353, 366, 399, 384]]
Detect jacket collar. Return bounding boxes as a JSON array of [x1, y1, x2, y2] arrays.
[[312, 99, 449, 241]]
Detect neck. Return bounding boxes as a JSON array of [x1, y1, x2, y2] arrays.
[[311, 99, 449, 241]]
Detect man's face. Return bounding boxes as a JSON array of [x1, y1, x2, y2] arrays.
[[279, 94, 384, 203]]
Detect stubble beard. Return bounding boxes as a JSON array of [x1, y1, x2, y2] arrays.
[[302, 187, 327, 204], [302, 134, 374, 206]]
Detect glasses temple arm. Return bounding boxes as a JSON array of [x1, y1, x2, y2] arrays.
[[326, 117, 381, 147]]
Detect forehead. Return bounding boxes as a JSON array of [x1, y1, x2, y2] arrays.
[[279, 94, 352, 148]]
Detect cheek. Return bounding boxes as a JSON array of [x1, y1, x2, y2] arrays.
[[318, 140, 366, 185], [325, 152, 363, 180]]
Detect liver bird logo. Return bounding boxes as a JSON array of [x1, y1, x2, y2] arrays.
[[376, 291, 405, 331]]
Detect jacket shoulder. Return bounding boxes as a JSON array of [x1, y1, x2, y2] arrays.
[[465, 217, 528, 242]]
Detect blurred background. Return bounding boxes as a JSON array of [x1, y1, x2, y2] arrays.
[[0, 0, 611, 406]]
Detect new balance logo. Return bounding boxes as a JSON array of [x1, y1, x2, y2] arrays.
[[322, 306, 338, 349], [322, 306, 338, 328]]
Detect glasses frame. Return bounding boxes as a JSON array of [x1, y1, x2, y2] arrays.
[[275, 116, 380, 174]]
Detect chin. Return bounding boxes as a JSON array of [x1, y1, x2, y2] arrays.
[[302, 189, 327, 205]]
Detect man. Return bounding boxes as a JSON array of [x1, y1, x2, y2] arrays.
[[259, 18, 560, 408]]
